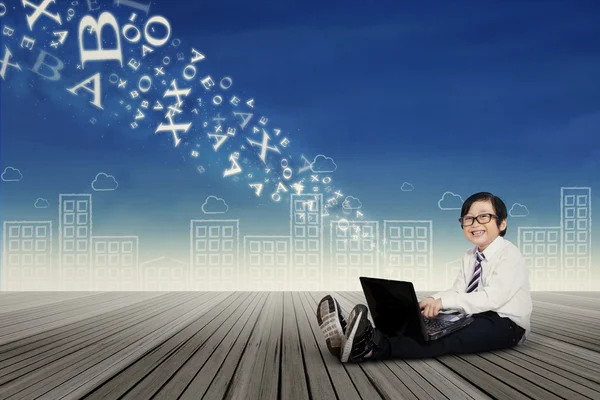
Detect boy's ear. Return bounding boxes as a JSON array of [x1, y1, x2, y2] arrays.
[[500, 219, 507, 231]]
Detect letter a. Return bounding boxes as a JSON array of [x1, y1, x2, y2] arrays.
[[249, 183, 263, 197], [224, 154, 242, 177], [67, 73, 103, 109], [78, 12, 123, 68]]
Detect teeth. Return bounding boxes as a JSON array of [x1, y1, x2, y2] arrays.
[[472, 231, 484, 236]]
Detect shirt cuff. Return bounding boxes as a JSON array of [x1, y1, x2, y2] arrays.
[[439, 294, 458, 310]]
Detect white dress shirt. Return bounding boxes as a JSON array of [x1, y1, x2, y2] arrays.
[[431, 236, 532, 342]]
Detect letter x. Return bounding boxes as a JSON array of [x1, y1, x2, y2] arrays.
[[22, 0, 62, 31], [0, 46, 22, 80], [247, 129, 281, 164], [164, 79, 190, 107]]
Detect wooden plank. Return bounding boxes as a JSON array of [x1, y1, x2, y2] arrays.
[[280, 291, 310, 399], [152, 292, 267, 399], [254, 292, 283, 400], [532, 300, 600, 321], [0, 293, 198, 385], [455, 353, 563, 400], [0, 292, 226, 399], [0, 292, 102, 314], [0, 293, 154, 345], [304, 292, 382, 400], [531, 318, 600, 352], [0, 292, 168, 360], [178, 292, 270, 399], [291, 292, 337, 400], [549, 292, 600, 299], [498, 348, 600, 395], [514, 343, 600, 382], [200, 292, 283, 400], [334, 291, 420, 400], [438, 355, 533, 399], [532, 307, 600, 331], [418, 359, 493, 400], [81, 292, 252, 400], [533, 302, 600, 324], [359, 362, 420, 400], [0, 293, 198, 383], [527, 334, 600, 366], [0, 291, 598, 400], [531, 293, 600, 309], [0, 292, 138, 327], [385, 360, 442, 400], [531, 314, 600, 341], [478, 352, 590, 400], [40, 292, 235, 400]]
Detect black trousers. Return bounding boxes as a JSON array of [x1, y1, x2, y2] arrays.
[[370, 311, 526, 360]]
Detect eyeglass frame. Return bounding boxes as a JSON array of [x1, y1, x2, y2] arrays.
[[459, 213, 498, 227]]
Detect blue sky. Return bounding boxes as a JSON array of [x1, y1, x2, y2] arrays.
[[1, 1, 599, 273]]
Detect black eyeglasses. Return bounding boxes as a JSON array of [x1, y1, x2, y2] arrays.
[[459, 213, 497, 226]]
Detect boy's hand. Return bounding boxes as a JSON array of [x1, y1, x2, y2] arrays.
[[419, 297, 443, 318]]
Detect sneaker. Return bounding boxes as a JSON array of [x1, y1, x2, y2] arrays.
[[341, 304, 375, 363], [317, 295, 348, 358]]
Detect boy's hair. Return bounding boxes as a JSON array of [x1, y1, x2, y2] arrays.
[[460, 192, 508, 236]]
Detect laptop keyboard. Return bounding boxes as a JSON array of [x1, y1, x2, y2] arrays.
[[424, 318, 455, 332]]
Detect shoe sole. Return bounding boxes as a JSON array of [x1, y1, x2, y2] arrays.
[[341, 307, 365, 363], [317, 296, 344, 358]]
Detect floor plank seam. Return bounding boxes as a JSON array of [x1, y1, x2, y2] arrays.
[[221, 293, 269, 400]]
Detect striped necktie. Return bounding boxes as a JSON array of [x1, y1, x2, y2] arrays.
[[466, 252, 484, 293]]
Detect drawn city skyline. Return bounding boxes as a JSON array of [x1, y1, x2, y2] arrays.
[[1, 187, 594, 291]]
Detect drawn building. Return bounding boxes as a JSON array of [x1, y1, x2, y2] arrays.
[[141, 256, 189, 291], [444, 258, 462, 290], [329, 220, 379, 290], [2, 221, 53, 290], [290, 194, 323, 290], [190, 219, 239, 290], [91, 236, 139, 290], [561, 187, 592, 290], [384, 220, 433, 291], [518, 227, 561, 291], [59, 194, 92, 290], [244, 236, 291, 291]]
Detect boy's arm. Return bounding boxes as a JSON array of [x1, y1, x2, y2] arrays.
[[438, 252, 526, 314]]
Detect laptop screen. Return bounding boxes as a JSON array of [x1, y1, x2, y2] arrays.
[[360, 277, 427, 340]]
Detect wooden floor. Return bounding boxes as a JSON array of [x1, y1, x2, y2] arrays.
[[0, 292, 599, 400]]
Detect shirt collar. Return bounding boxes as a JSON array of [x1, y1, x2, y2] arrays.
[[472, 235, 504, 261]]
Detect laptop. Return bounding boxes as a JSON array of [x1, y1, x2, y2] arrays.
[[359, 277, 473, 341]]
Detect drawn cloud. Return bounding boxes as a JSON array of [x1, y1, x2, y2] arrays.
[[401, 182, 414, 192], [509, 203, 529, 217], [91, 172, 118, 191], [34, 198, 50, 209], [1, 167, 23, 182], [438, 191, 464, 210], [311, 155, 337, 173], [202, 195, 228, 214], [342, 196, 362, 210]]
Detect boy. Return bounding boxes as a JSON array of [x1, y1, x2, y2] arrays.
[[317, 192, 532, 362]]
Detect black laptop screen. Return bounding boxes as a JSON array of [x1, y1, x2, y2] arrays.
[[360, 277, 427, 340]]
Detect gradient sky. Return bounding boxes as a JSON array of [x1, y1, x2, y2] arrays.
[[1, 1, 599, 280]]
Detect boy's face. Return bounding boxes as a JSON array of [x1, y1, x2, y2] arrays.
[[462, 200, 507, 251]]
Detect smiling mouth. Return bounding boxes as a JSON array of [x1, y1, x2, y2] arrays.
[[471, 231, 485, 237]]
